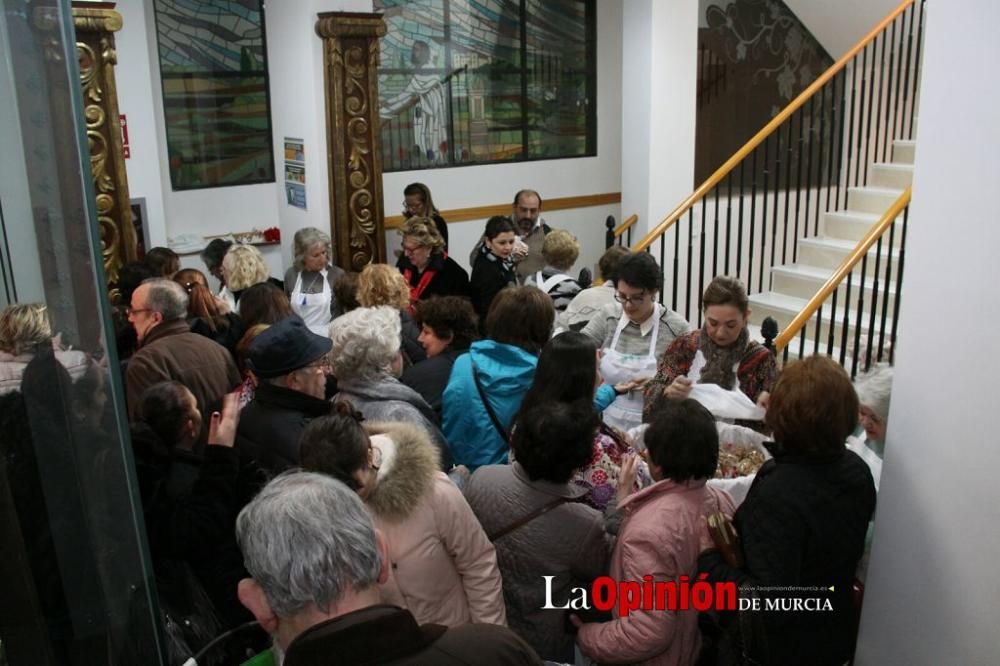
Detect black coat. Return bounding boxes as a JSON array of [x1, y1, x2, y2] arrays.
[[189, 312, 243, 359], [282, 604, 542, 666], [700, 449, 876, 666], [470, 251, 517, 325], [399, 348, 460, 421], [236, 383, 333, 475], [396, 252, 471, 301]]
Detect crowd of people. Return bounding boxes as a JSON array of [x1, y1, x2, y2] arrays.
[[0, 183, 892, 665]]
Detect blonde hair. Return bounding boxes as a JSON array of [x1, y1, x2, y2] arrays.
[[222, 244, 271, 291], [541, 229, 580, 271], [398, 217, 444, 253], [357, 264, 411, 311], [0, 303, 51, 354]]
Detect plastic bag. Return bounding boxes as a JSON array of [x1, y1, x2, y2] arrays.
[[689, 383, 766, 421]]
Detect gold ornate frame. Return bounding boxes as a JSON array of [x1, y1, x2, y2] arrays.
[[72, 2, 137, 297], [315, 12, 387, 270]]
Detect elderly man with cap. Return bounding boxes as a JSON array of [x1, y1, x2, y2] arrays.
[[236, 318, 333, 474], [235, 471, 543, 666]]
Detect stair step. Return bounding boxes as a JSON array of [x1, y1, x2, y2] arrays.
[[822, 210, 904, 246], [749, 290, 885, 342], [870, 162, 914, 189], [797, 236, 900, 273], [892, 139, 915, 165], [847, 186, 905, 214], [770, 263, 899, 308]]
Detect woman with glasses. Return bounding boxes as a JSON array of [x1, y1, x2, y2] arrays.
[[402, 182, 449, 249], [395, 217, 470, 304], [581, 252, 691, 432], [642, 276, 777, 426]]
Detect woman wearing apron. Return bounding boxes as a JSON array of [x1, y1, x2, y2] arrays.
[[581, 252, 691, 432], [283, 227, 346, 336], [642, 275, 777, 425]]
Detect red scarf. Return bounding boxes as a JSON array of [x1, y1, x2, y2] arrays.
[[403, 254, 442, 308]]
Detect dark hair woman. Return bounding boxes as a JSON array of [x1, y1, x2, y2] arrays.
[[517, 331, 653, 510], [400, 296, 479, 419], [130, 384, 265, 660], [299, 401, 504, 629], [699, 356, 877, 666], [173, 268, 242, 357], [238, 281, 296, 330], [576, 399, 735, 665], [470, 215, 519, 326], [464, 399, 610, 662], [643, 275, 777, 428], [145, 246, 180, 277], [402, 182, 449, 248], [442, 286, 554, 470], [580, 251, 692, 433]]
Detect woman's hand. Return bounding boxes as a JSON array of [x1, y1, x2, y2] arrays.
[[614, 377, 649, 395], [616, 453, 640, 505], [663, 375, 693, 400], [207, 391, 240, 448], [756, 391, 771, 410]]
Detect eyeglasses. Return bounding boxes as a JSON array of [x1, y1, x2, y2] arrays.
[[301, 359, 331, 373], [401, 242, 425, 254], [126, 306, 152, 316], [614, 291, 648, 306]]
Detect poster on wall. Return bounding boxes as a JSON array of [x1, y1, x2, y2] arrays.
[[284, 137, 306, 209]]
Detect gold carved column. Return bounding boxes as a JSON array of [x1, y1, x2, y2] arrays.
[[315, 12, 386, 270], [72, 1, 136, 292]]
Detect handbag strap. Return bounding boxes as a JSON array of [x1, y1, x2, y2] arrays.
[[488, 496, 568, 541], [470, 360, 510, 445]]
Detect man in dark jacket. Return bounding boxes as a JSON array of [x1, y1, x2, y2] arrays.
[[235, 471, 542, 666], [236, 318, 333, 474], [126, 278, 240, 443]]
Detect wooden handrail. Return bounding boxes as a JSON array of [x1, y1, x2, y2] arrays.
[[634, 0, 914, 253], [384, 192, 621, 228], [614, 214, 638, 238], [774, 186, 911, 351]]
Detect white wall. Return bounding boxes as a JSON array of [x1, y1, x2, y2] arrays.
[[621, 0, 698, 237], [115, 0, 167, 248], [784, 0, 900, 59], [855, 1, 1000, 664]]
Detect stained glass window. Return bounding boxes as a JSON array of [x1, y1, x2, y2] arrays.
[[153, 0, 275, 190], [376, 0, 596, 172]]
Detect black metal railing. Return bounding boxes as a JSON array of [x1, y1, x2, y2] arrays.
[[605, 214, 637, 249], [633, 0, 924, 332], [775, 187, 909, 379], [380, 65, 470, 171]]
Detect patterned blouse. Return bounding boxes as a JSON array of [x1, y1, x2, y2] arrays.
[[641, 330, 778, 424], [572, 424, 653, 511]]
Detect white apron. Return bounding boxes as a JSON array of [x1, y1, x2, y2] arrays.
[[291, 268, 332, 337], [599, 304, 662, 432]]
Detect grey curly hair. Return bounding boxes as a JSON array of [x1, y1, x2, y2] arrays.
[[327, 306, 401, 382]]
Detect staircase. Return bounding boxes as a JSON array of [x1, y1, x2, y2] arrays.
[[748, 138, 914, 358]]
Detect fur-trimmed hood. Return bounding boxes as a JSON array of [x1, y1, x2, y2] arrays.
[[363, 420, 441, 521]]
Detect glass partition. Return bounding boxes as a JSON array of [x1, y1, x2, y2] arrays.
[[0, 0, 164, 663]]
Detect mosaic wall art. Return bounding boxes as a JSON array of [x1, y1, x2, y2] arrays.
[[153, 0, 275, 189], [375, 0, 596, 172]]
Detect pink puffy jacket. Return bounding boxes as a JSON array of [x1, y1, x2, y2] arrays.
[[365, 421, 506, 628], [577, 478, 735, 665]]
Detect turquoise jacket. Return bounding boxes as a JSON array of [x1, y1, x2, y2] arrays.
[[442, 340, 617, 471]]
